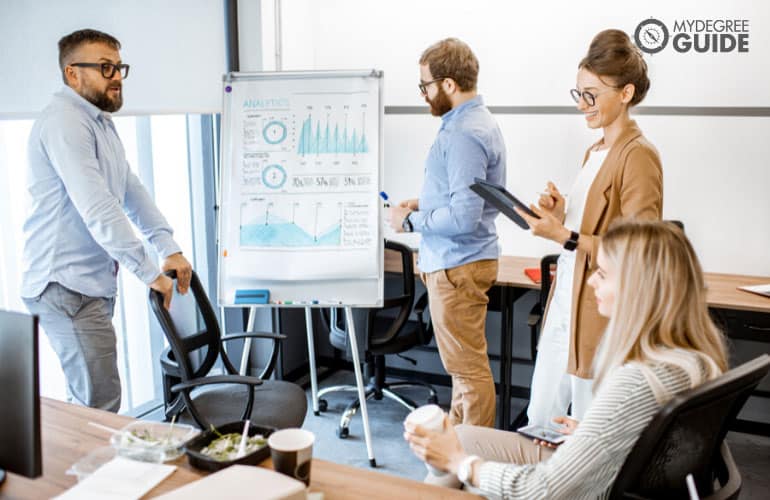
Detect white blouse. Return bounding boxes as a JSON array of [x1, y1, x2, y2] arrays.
[[540, 147, 608, 347]]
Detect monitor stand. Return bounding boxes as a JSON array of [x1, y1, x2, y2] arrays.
[[0, 468, 5, 485]]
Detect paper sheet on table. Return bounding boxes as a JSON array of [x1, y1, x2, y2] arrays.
[[55, 456, 176, 500], [156, 465, 306, 500], [738, 283, 770, 298]]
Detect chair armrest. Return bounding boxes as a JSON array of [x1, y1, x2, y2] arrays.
[[221, 332, 287, 342], [704, 442, 741, 500], [527, 303, 542, 328], [414, 291, 429, 315], [170, 374, 263, 393]]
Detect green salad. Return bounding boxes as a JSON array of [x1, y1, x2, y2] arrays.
[[120, 428, 173, 447], [200, 432, 267, 461]]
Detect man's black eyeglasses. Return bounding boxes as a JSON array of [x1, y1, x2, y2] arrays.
[[418, 77, 446, 95], [70, 62, 130, 79]]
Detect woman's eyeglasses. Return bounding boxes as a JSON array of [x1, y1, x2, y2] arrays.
[[570, 88, 617, 107]]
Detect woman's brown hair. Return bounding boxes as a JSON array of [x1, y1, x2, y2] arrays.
[[580, 29, 650, 106]]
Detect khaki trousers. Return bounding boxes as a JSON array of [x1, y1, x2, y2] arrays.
[[425, 424, 555, 489], [423, 259, 498, 427]]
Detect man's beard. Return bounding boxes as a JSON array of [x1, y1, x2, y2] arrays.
[[82, 84, 123, 113], [426, 86, 452, 116]]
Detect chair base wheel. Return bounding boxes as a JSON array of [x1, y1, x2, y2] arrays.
[[369, 458, 377, 468], [318, 399, 328, 412], [337, 426, 350, 439], [313, 411, 320, 416]]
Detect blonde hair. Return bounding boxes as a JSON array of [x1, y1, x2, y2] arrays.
[[592, 220, 728, 403]]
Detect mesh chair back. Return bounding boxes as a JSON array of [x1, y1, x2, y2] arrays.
[[610, 354, 770, 499], [149, 271, 234, 382], [327, 239, 419, 356]]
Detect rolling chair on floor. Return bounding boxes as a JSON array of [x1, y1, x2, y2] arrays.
[[317, 240, 438, 438], [610, 354, 770, 499], [149, 270, 307, 430]]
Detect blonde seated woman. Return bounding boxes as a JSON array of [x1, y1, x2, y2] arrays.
[[404, 220, 728, 499]]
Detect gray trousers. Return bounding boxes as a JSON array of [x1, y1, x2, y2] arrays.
[[23, 282, 120, 412]]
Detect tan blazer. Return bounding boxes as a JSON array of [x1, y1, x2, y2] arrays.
[[543, 120, 663, 378]]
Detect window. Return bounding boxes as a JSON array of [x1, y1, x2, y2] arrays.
[[0, 114, 212, 415]]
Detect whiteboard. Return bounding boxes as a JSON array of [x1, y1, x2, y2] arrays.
[[217, 70, 384, 307]]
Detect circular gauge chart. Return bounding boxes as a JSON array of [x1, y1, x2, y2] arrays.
[[262, 164, 287, 189], [262, 120, 288, 145]]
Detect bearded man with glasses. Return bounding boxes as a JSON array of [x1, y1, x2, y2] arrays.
[[21, 29, 192, 412], [389, 38, 507, 428]]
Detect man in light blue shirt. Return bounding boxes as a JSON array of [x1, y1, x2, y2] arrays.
[[389, 39, 506, 427], [21, 29, 192, 412]]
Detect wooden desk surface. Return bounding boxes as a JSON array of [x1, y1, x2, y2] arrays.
[[386, 253, 770, 313], [1, 399, 477, 499]]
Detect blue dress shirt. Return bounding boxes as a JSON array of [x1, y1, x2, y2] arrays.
[[409, 95, 506, 273], [21, 86, 181, 299]]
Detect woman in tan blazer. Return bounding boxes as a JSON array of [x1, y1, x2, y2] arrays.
[[515, 29, 663, 427]]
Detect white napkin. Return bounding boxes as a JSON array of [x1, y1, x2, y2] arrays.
[[55, 456, 176, 500]]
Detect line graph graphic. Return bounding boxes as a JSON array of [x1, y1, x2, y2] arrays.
[[240, 199, 343, 247], [297, 111, 369, 156]]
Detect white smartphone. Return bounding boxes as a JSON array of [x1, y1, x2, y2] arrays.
[[516, 424, 568, 445]]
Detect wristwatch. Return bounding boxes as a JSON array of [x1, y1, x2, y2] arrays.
[[457, 455, 481, 485], [402, 211, 414, 233], [563, 230, 580, 251]]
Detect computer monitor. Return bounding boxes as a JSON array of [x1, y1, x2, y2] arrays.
[[0, 309, 42, 484]]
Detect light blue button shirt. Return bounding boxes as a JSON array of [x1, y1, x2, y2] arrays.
[[21, 86, 181, 299], [409, 95, 506, 273]]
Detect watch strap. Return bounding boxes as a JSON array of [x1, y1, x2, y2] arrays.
[[563, 230, 579, 251], [457, 454, 481, 484], [402, 212, 414, 232]]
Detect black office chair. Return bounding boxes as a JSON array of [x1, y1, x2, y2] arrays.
[[149, 270, 307, 430], [317, 240, 438, 438], [610, 354, 770, 499], [526, 253, 559, 361]]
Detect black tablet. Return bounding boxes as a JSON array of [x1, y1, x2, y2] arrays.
[[470, 178, 539, 230]]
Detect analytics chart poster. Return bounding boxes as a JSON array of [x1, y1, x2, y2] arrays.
[[219, 72, 382, 289]]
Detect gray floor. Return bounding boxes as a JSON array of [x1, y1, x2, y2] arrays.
[[304, 371, 770, 498]]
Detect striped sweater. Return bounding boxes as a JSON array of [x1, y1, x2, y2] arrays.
[[478, 362, 698, 499]]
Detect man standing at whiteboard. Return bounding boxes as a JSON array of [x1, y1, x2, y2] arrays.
[[390, 38, 506, 427], [20, 29, 192, 412]]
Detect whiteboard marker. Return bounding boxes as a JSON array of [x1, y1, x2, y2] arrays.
[[379, 191, 391, 208]]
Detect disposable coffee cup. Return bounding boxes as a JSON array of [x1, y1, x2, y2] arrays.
[[405, 404, 447, 477], [268, 428, 315, 486]]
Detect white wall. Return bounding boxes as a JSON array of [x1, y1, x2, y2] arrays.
[[267, 0, 770, 107], [0, 0, 226, 116], [249, 0, 770, 275]]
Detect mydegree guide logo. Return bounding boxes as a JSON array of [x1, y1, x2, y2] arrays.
[[635, 17, 750, 55]]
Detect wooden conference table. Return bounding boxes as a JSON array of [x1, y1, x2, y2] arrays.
[[386, 253, 770, 431], [1, 398, 479, 499]]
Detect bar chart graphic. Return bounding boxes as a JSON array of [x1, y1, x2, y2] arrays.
[[297, 113, 369, 156]]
